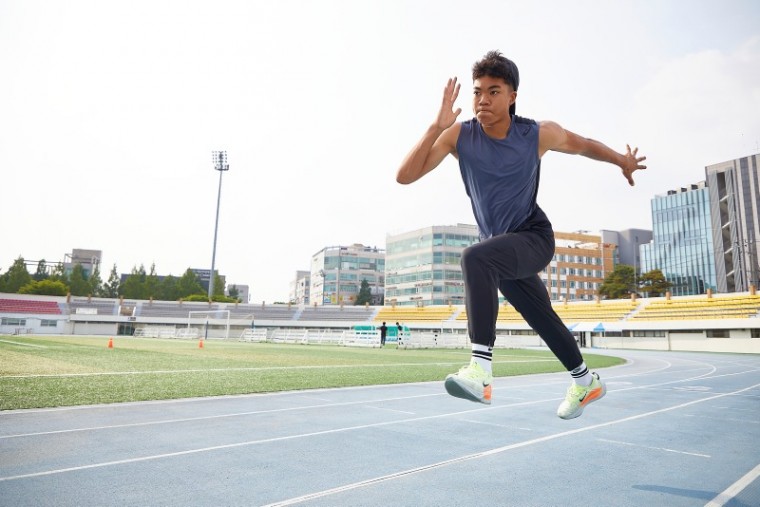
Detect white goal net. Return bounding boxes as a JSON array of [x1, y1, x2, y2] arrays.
[[187, 310, 231, 340]]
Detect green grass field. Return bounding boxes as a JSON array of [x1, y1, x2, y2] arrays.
[[0, 335, 625, 410]]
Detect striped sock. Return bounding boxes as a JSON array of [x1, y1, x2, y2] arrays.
[[471, 344, 493, 374], [571, 362, 592, 386]]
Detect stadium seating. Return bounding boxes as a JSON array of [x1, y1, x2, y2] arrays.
[[0, 298, 62, 315], [298, 305, 377, 322], [457, 299, 639, 324], [375, 305, 457, 323], [631, 294, 760, 320]]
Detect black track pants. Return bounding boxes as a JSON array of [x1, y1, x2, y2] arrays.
[[460, 207, 583, 371]]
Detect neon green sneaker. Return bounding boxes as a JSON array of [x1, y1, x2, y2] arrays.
[[557, 372, 606, 420], [444, 361, 493, 405]]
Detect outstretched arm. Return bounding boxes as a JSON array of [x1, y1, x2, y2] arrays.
[[538, 121, 647, 186], [396, 78, 462, 184]]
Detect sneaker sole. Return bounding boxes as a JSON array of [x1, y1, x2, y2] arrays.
[[444, 377, 491, 405], [558, 382, 607, 420]]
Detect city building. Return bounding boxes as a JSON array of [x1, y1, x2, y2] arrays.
[[706, 153, 760, 292], [640, 182, 717, 296], [385, 224, 479, 306], [549, 232, 615, 301], [601, 229, 652, 273], [227, 284, 249, 303], [309, 244, 385, 305], [63, 249, 102, 278], [289, 271, 310, 305]]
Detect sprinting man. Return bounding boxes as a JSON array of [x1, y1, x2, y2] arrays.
[[396, 51, 646, 419]]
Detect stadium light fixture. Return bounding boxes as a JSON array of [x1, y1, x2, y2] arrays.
[[209, 151, 229, 299]]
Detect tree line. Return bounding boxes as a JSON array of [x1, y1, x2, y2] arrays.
[[0, 257, 241, 303], [598, 264, 672, 299], [0, 256, 670, 303]]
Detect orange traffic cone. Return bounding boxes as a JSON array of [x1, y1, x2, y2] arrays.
[[107, 337, 113, 349], [198, 339, 204, 349]]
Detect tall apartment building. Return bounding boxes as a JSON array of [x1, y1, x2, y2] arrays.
[[309, 244, 385, 305], [63, 249, 102, 278], [385, 224, 479, 306], [640, 182, 717, 296], [385, 225, 612, 305], [706, 153, 760, 292], [601, 229, 652, 273], [289, 270, 310, 305], [548, 232, 615, 301]]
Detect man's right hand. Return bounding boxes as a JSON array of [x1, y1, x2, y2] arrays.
[[436, 77, 462, 130]]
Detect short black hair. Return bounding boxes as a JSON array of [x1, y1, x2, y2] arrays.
[[472, 50, 519, 114]]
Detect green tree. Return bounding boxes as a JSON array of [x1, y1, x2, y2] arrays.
[[103, 264, 121, 298], [48, 262, 67, 285], [599, 264, 637, 299], [19, 279, 69, 296], [145, 263, 160, 299], [33, 259, 50, 282], [355, 279, 373, 305], [68, 264, 91, 296], [638, 269, 672, 297], [160, 275, 180, 301], [212, 272, 225, 297], [177, 268, 204, 298], [121, 265, 148, 299], [88, 265, 104, 297], [0, 257, 33, 293], [228, 284, 240, 300]]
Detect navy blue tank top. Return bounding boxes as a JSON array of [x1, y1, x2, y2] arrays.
[[456, 116, 541, 239]]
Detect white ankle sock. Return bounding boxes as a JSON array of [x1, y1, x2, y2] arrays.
[[571, 362, 592, 386], [471, 344, 493, 374]]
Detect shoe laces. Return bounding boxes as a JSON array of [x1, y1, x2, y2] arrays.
[[566, 383, 586, 399]]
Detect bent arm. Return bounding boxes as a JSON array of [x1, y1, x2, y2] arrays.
[[538, 121, 647, 186], [396, 124, 459, 184]]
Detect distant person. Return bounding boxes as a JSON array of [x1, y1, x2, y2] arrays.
[[396, 50, 646, 419], [379, 321, 388, 346], [396, 322, 403, 343]]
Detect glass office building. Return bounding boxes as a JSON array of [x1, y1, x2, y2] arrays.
[[385, 225, 479, 306], [640, 182, 717, 296], [706, 153, 760, 292], [310, 244, 385, 305]]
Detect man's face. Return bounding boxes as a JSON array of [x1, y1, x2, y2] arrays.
[[472, 75, 516, 125]]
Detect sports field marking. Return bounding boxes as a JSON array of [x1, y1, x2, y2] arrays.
[[1, 363, 745, 439], [260, 381, 760, 507], [362, 405, 416, 415], [460, 418, 532, 431], [0, 359, 556, 379], [1, 370, 757, 485], [0, 392, 441, 439], [704, 463, 760, 507], [0, 339, 46, 348], [595, 438, 711, 458]]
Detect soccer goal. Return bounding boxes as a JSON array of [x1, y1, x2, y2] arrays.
[[187, 310, 231, 340]]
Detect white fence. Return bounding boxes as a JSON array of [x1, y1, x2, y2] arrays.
[[237, 328, 381, 348]]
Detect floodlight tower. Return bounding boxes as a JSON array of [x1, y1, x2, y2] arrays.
[[209, 150, 229, 299]]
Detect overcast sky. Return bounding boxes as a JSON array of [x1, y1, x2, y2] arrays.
[[1, 0, 759, 303]]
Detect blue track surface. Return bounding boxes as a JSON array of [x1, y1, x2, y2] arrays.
[[1, 349, 759, 506]]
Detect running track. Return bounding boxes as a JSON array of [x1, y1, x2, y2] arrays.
[[1, 349, 759, 506]]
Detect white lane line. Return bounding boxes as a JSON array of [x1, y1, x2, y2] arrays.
[[362, 405, 416, 415], [2, 364, 755, 439], [0, 393, 441, 439], [681, 414, 760, 425], [260, 382, 760, 507], [0, 339, 47, 348], [2, 380, 758, 487], [0, 359, 557, 379], [460, 419, 532, 431], [704, 463, 760, 507], [596, 438, 710, 458]]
